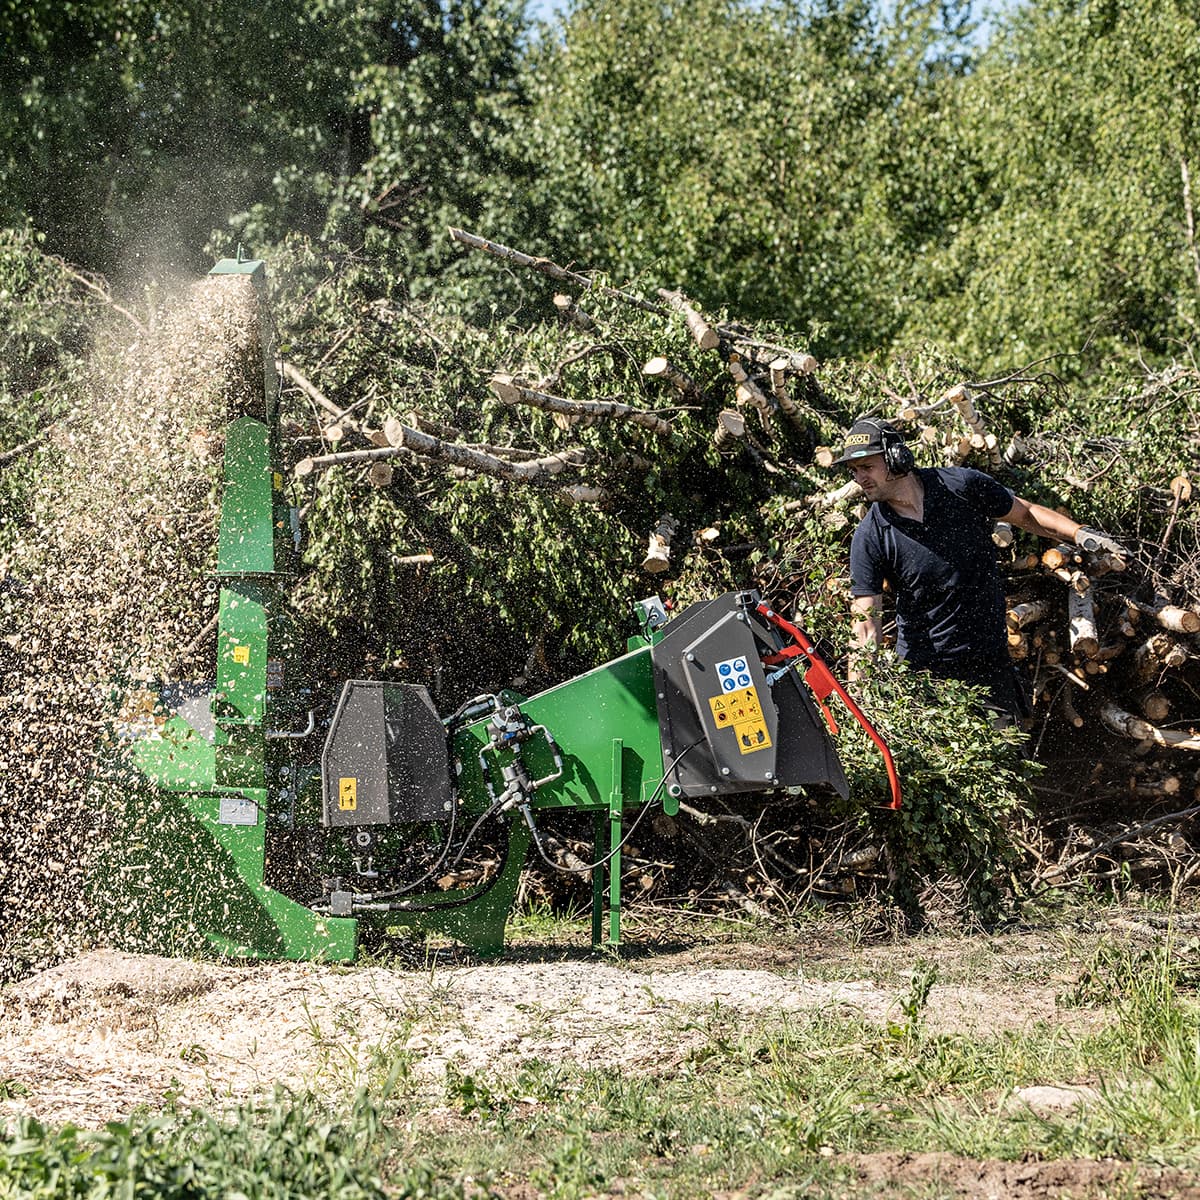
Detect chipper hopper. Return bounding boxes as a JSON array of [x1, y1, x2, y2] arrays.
[[112, 255, 900, 964]]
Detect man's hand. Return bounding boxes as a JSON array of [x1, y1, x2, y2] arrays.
[[1074, 525, 1129, 561]]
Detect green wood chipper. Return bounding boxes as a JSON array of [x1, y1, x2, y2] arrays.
[[110, 255, 899, 964]]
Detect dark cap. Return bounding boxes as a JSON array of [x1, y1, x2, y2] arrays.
[[830, 418, 889, 466]]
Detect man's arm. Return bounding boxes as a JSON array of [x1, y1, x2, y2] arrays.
[[848, 593, 883, 681], [1003, 495, 1128, 560], [1001, 495, 1080, 543]]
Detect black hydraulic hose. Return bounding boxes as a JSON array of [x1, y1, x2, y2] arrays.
[[316, 818, 515, 916], [350, 792, 459, 901], [527, 737, 706, 875]]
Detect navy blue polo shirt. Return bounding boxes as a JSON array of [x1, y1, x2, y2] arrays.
[[849, 467, 1015, 667]]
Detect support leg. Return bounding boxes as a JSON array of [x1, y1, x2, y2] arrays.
[[608, 738, 624, 949], [591, 809, 606, 949]]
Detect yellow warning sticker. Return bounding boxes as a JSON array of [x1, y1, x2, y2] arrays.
[[709, 686, 771, 753], [232, 645, 251, 665], [338, 777, 357, 811], [734, 720, 771, 754], [273, 471, 284, 491]]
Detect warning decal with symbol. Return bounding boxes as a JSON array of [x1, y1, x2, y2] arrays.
[[708, 685, 772, 754]]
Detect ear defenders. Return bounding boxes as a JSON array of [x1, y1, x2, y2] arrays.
[[861, 418, 915, 476]]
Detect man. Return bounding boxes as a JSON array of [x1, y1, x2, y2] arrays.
[[832, 417, 1125, 719]]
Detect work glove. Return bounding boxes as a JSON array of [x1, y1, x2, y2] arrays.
[[1074, 526, 1129, 561]]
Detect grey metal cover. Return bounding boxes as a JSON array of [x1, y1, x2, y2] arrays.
[[651, 592, 849, 800], [321, 681, 453, 826]]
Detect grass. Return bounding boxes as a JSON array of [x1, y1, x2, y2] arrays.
[[5, 906, 1200, 1197]]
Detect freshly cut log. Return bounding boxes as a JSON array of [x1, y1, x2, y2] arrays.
[[1043, 544, 1082, 571], [657, 289, 720, 350], [1059, 690, 1085, 729], [1002, 434, 1028, 466], [296, 427, 591, 482], [1007, 599, 1050, 630], [767, 358, 813, 431], [1125, 598, 1200, 634], [1068, 586, 1099, 658], [713, 409, 746, 456], [449, 227, 663, 314], [726, 358, 773, 424], [642, 356, 703, 401], [944, 383, 1001, 467], [1100, 703, 1200, 751], [553, 293, 597, 331], [642, 514, 678, 573], [1135, 688, 1172, 723], [808, 479, 863, 509], [489, 375, 677, 441], [1130, 632, 1189, 683]]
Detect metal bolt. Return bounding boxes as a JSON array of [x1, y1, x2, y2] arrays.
[[721, 767, 730, 775], [764, 771, 774, 780], [686, 652, 695, 662], [710, 785, 718, 792], [657, 692, 666, 700], [668, 784, 682, 797], [736, 612, 747, 622]]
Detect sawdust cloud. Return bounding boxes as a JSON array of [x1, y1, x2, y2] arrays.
[[0, 275, 267, 983]]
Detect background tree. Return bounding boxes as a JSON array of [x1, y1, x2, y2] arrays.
[[887, 0, 1200, 372]]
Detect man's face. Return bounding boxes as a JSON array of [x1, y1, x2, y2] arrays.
[[847, 453, 894, 498]]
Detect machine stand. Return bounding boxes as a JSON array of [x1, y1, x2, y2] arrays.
[[591, 737, 626, 951]]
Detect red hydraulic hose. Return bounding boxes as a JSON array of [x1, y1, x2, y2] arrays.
[[756, 603, 902, 810]]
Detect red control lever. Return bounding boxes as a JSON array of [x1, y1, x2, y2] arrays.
[[756, 603, 902, 811]]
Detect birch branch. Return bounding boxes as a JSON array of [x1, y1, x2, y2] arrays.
[[1123, 597, 1200, 634], [295, 427, 591, 482], [642, 513, 678, 573], [448, 227, 663, 315], [62, 264, 148, 333], [553, 293, 597, 331], [656, 289, 720, 350], [726, 358, 774, 425], [713, 410, 746, 456], [1100, 703, 1200, 752], [0, 436, 44, 468], [489, 374, 677, 442], [642, 356, 704, 402]]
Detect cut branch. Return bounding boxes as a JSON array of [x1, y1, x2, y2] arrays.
[[1099, 703, 1200, 752], [642, 513, 678, 574], [296, 428, 590, 482], [713, 409, 746, 456], [767, 357, 813, 432], [726, 358, 773, 425], [657, 289, 720, 350], [489, 375, 677, 442], [642, 356, 704, 402], [1068, 585, 1099, 659], [448, 227, 663, 315], [1124, 597, 1200, 634], [0, 436, 44, 468], [553, 292, 597, 331]]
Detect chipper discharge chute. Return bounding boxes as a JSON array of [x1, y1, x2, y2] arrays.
[[110, 256, 899, 965]]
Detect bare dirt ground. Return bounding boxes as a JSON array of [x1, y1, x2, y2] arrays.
[[2, 906, 1199, 1198]]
